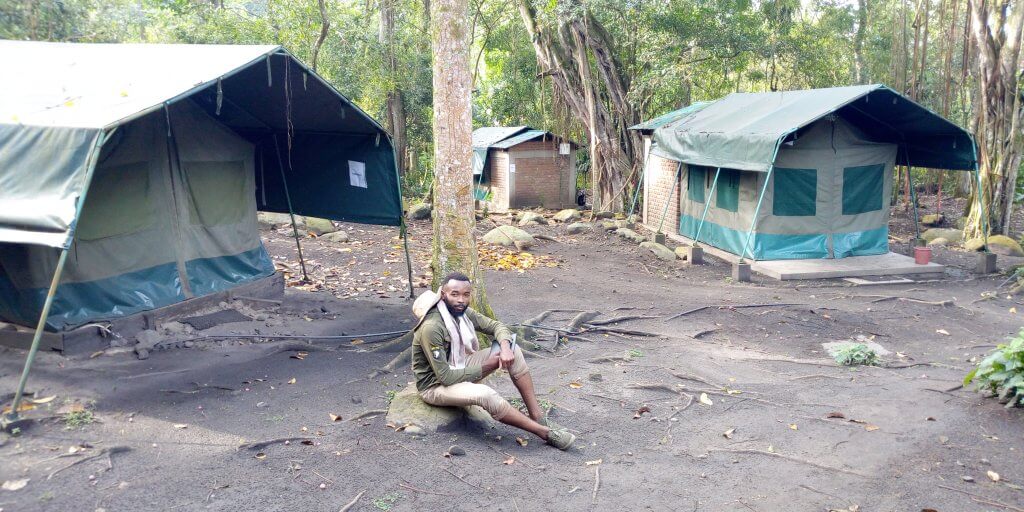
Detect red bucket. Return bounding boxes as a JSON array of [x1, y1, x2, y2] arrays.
[[914, 246, 932, 265]]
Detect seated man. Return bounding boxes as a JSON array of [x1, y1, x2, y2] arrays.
[[411, 272, 575, 450]]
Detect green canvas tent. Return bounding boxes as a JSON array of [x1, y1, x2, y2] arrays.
[[0, 41, 403, 332], [635, 85, 978, 261]]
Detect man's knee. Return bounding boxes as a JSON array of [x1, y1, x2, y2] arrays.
[[472, 385, 513, 420], [509, 346, 529, 378]]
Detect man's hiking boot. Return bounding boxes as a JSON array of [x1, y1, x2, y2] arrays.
[[547, 428, 575, 450]]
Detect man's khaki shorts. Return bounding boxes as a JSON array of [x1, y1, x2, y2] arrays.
[[418, 345, 529, 420]]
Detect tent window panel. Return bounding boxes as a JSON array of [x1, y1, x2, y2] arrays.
[[842, 164, 885, 215], [716, 168, 740, 212], [773, 168, 817, 216], [76, 162, 154, 241], [183, 161, 247, 227], [687, 165, 707, 203]]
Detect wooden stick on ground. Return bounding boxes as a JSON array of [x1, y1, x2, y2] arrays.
[[47, 447, 130, 480], [591, 465, 601, 504], [237, 437, 315, 451], [346, 409, 388, 422], [707, 448, 868, 477], [338, 489, 366, 512]]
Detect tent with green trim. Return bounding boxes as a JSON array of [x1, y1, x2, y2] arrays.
[[0, 41, 403, 332], [631, 85, 976, 261]]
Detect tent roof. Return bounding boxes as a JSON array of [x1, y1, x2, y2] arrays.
[[651, 84, 975, 172], [629, 101, 713, 133]]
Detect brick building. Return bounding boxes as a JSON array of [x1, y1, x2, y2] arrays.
[[472, 126, 578, 212]]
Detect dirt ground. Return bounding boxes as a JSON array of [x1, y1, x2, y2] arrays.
[[2, 198, 1023, 512]]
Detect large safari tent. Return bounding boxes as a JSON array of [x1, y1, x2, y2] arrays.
[[631, 85, 986, 279], [0, 41, 405, 413]]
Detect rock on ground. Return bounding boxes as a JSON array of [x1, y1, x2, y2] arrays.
[[305, 217, 336, 235], [640, 241, 676, 261], [616, 228, 646, 244], [928, 237, 949, 247], [553, 209, 581, 222], [483, 225, 536, 247], [323, 231, 350, 243], [594, 211, 615, 219], [921, 213, 945, 227], [601, 221, 618, 231], [565, 222, 591, 235], [922, 228, 963, 243], [258, 212, 300, 230], [518, 212, 548, 226], [407, 203, 432, 220], [385, 384, 493, 434], [674, 246, 690, 260], [966, 234, 1024, 256]]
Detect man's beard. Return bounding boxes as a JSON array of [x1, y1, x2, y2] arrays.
[[443, 298, 467, 317]]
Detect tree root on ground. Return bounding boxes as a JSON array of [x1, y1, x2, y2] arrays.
[[706, 448, 868, 477], [369, 347, 411, 377], [237, 437, 315, 451]]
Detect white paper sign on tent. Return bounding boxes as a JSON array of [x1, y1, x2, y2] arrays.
[[348, 160, 367, 188]]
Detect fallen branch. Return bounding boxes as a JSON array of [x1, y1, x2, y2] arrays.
[[582, 326, 660, 337], [787, 374, 848, 381], [338, 489, 366, 512], [347, 409, 387, 422], [865, 296, 955, 307], [585, 315, 661, 326], [665, 303, 807, 321], [591, 465, 601, 504], [936, 484, 1024, 512], [47, 447, 130, 480], [237, 437, 315, 451], [444, 467, 482, 489], [707, 448, 868, 477], [883, 362, 963, 370]]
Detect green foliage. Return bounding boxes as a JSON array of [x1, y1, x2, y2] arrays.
[[832, 343, 879, 366], [373, 492, 402, 511], [62, 409, 95, 429], [964, 330, 1024, 409], [384, 389, 397, 404]]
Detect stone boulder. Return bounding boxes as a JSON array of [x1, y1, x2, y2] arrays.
[[966, 235, 1024, 256], [323, 231, 350, 243], [920, 213, 945, 227], [483, 225, 535, 247], [565, 222, 591, 235], [616, 228, 646, 244], [305, 217, 336, 235], [553, 209, 581, 223], [640, 241, 676, 261], [595, 211, 615, 219], [386, 384, 493, 434], [518, 212, 548, 226], [257, 212, 298, 230], [407, 203, 432, 220], [601, 221, 618, 231], [922, 228, 963, 244], [674, 246, 690, 260], [927, 237, 949, 247]]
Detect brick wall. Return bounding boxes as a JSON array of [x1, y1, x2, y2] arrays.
[[509, 138, 575, 209], [644, 154, 682, 235], [486, 150, 510, 212]]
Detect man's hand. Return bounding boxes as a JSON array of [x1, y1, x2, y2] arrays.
[[498, 339, 515, 369], [481, 353, 501, 374]]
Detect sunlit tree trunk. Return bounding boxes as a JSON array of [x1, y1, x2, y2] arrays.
[[380, 0, 409, 175], [431, 0, 492, 314], [963, 0, 1024, 238]]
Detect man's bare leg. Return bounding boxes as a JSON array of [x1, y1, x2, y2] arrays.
[[510, 371, 544, 421], [499, 407, 549, 440]]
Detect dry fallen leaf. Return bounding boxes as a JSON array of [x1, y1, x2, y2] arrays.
[[568, 381, 583, 389], [503, 455, 516, 465], [29, 395, 57, 404], [516, 436, 528, 447], [585, 459, 603, 466], [865, 424, 880, 431], [936, 329, 950, 336], [173, 423, 188, 429], [287, 378, 297, 385], [2, 478, 30, 491], [254, 452, 266, 460], [723, 428, 735, 439], [350, 339, 365, 345], [987, 470, 1001, 482], [789, 424, 798, 431], [290, 352, 308, 360], [633, 405, 651, 419], [767, 444, 775, 453], [699, 393, 713, 406], [329, 414, 342, 422]]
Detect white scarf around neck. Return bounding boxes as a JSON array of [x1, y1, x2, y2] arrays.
[[435, 298, 479, 369]]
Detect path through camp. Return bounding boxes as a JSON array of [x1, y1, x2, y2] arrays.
[[1, 208, 1022, 511]]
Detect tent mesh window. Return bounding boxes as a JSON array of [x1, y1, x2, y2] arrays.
[[773, 167, 817, 216], [76, 162, 155, 241], [842, 163, 885, 215], [716, 168, 741, 212], [184, 161, 248, 226], [687, 165, 708, 203]]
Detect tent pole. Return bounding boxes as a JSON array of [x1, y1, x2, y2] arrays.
[[740, 140, 784, 262], [401, 218, 414, 299], [971, 139, 990, 251], [657, 163, 683, 234], [273, 135, 310, 282], [5, 129, 111, 425], [627, 141, 652, 219], [903, 147, 922, 242], [693, 167, 722, 245]]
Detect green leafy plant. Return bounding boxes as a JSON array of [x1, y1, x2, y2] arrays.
[[384, 390, 397, 404], [373, 492, 402, 511], [964, 331, 1024, 409], [63, 409, 95, 429], [832, 344, 879, 366]]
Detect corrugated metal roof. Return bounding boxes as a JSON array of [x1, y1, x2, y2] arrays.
[[472, 126, 529, 149], [490, 129, 550, 149], [629, 101, 714, 132]]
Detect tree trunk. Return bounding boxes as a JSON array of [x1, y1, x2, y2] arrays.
[[380, 0, 408, 175], [854, 0, 868, 83], [311, 0, 330, 73], [430, 0, 492, 315], [962, 0, 1024, 239]]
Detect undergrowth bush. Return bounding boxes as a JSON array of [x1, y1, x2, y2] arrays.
[[965, 330, 1024, 409], [832, 343, 879, 366]]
